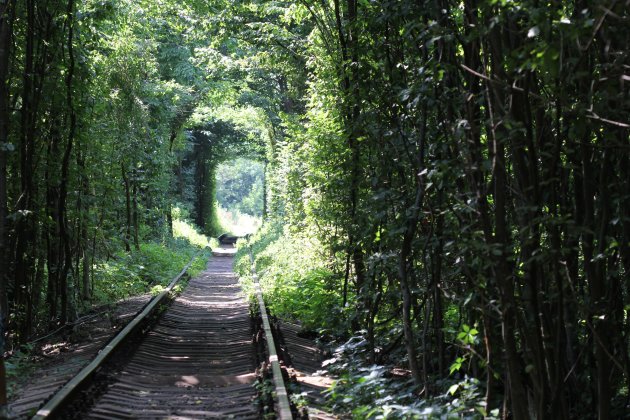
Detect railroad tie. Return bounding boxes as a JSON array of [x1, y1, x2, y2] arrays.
[[85, 256, 259, 419]]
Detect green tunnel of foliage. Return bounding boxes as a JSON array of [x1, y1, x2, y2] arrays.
[[233, 1, 630, 419], [1, 0, 629, 419]]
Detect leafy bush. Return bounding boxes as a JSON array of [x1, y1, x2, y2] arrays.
[[92, 213, 210, 304], [5, 344, 35, 398], [173, 217, 211, 249], [235, 223, 346, 332], [92, 240, 208, 304]]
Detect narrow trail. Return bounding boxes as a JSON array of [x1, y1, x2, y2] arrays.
[[85, 251, 258, 419]]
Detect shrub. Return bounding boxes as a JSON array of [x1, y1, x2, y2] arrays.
[[235, 223, 346, 332], [92, 214, 210, 304]]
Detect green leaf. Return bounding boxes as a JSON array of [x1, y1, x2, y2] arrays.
[[448, 384, 459, 395]]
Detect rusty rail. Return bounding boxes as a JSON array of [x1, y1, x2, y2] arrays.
[[31, 249, 204, 420], [249, 246, 293, 420]]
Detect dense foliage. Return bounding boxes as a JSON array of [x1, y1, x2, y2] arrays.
[[233, 1, 630, 418], [0, 0, 256, 343], [1, 0, 629, 418]]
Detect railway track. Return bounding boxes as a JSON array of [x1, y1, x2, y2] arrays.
[[9, 295, 152, 419], [26, 247, 295, 419], [82, 253, 258, 419], [16, 246, 336, 419]]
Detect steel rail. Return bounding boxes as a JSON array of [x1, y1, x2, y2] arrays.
[[249, 247, 293, 420], [31, 249, 204, 420]]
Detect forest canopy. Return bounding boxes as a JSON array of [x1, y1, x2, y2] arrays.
[[1, 0, 630, 418]]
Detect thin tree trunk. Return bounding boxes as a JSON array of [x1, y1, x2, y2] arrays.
[[14, 0, 37, 340], [0, 0, 14, 412], [0, 0, 11, 320], [45, 130, 61, 325], [122, 164, 132, 252], [493, 133, 529, 420], [57, 0, 77, 324], [77, 147, 90, 300], [398, 186, 424, 388], [397, 102, 427, 389], [132, 180, 139, 250]]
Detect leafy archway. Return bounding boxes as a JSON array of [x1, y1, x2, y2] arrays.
[[2, 0, 629, 418], [173, 105, 268, 236]]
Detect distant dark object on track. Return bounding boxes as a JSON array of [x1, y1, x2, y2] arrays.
[[218, 233, 241, 245]]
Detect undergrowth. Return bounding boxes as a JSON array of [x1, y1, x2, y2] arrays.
[[90, 210, 211, 304], [92, 238, 208, 305], [235, 223, 497, 419], [235, 222, 347, 333], [323, 334, 494, 419]]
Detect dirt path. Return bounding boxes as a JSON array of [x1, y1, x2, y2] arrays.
[[85, 253, 258, 419]]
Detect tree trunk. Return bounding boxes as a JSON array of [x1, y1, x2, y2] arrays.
[[396, 104, 427, 389], [122, 164, 132, 252], [45, 129, 61, 325], [14, 0, 37, 341], [398, 197, 423, 388], [0, 0, 14, 411], [132, 180, 140, 250], [77, 145, 90, 301], [56, 0, 77, 325], [194, 135, 207, 229]]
